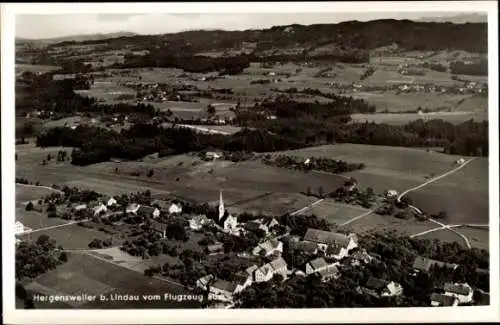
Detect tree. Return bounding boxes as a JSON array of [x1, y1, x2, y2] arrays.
[[47, 154, 52, 161], [26, 202, 34, 211], [59, 252, 68, 262], [147, 169, 154, 177], [306, 186, 312, 196], [318, 186, 324, 198], [207, 105, 216, 115]]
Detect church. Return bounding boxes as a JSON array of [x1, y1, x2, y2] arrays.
[[217, 191, 238, 232]]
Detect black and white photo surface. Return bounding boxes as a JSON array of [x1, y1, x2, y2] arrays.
[[2, 1, 499, 324]]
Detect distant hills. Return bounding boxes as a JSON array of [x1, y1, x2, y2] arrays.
[[16, 31, 137, 45], [416, 13, 487, 24]]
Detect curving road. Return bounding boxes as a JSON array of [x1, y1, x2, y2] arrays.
[[16, 182, 64, 194]]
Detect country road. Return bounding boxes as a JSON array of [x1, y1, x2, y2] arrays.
[[397, 158, 476, 201], [17, 219, 89, 235]]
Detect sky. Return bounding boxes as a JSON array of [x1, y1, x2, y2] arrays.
[[16, 12, 485, 40]]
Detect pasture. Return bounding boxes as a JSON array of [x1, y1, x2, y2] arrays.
[[25, 253, 197, 309], [456, 226, 489, 251], [350, 91, 474, 113], [340, 212, 438, 237], [267, 143, 461, 193], [16, 64, 60, 73], [351, 111, 488, 125], [409, 158, 489, 224]]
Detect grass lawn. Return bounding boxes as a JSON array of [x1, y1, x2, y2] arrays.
[[16, 64, 60, 73], [417, 229, 468, 248], [351, 111, 487, 125]]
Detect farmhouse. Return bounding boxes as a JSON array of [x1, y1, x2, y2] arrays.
[[104, 196, 117, 207], [208, 279, 238, 302], [430, 293, 458, 307], [91, 202, 108, 216], [412, 256, 458, 274], [126, 203, 141, 214], [305, 257, 329, 275], [196, 274, 215, 291], [168, 203, 183, 215], [73, 204, 88, 212], [206, 152, 223, 160], [350, 249, 374, 266], [364, 277, 403, 297], [15, 221, 32, 235], [443, 282, 473, 304], [303, 229, 358, 257], [254, 257, 287, 283], [137, 206, 160, 218], [244, 220, 269, 234], [252, 239, 283, 257], [316, 264, 341, 282], [385, 190, 398, 199], [292, 241, 318, 255], [189, 215, 210, 231]]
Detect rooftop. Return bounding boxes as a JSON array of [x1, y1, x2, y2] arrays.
[[430, 293, 457, 306], [211, 279, 237, 294], [308, 257, 328, 271], [444, 283, 471, 296], [303, 228, 358, 246]]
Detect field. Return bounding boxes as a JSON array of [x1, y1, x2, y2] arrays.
[[25, 253, 198, 309], [340, 212, 438, 237], [456, 226, 490, 250], [266, 143, 462, 193], [409, 158, 489, 224], [16, 64, 60, 73], [350, 91, 479, 113], [18, 224, 108, 250], [304, 199, 371, 225], [351, 110, 488, 125]]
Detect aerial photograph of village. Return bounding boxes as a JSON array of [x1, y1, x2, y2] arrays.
[[13, 9, 490, 310]]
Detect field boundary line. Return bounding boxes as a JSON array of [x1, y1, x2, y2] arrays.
[[16, 182, 64, 194]]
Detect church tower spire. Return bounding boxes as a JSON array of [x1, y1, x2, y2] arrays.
[[218, 190, 225, 221]]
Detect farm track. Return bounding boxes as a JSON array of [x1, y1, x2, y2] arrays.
[[16, 182, 64, 194], [17, 219, 89, 235]]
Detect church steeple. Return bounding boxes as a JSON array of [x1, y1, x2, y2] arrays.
[[218, 190, 225, 221]]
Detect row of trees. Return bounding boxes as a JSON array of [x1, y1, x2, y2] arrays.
[[15, 235, 67, 280]]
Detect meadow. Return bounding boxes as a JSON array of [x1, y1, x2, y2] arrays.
[[25, 253, 198, 309]]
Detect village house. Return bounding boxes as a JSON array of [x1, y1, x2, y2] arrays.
[[292, 241, 318, 255], [252, 239, 283, 257], [189, 215, 210, 231], [91, 202, 108, 216], [196, 274, 215, 291], [137, 206, 160, 219], [208, 279, 238, 302], [126, 203, 141, 214], [206, 243, 224, 256], [443, 282, 474, 304], [233, 269, 254, 293], [244, 220, 269, 235], [303, 228, 358, 259], [264, 217, 279, 230], [168, 203, 183, 215], [316, 264, 341, 283], [254, 257, 288, 283], [206, 151, 222, 160], [15, 221, 32, 235], [364, 277, 403, 297], [104, 196, 117, 207], [73, 203, 88, 212], [305, 257, 329, 275], [385, 189, 399, 199], [430, 293, 459, 307], [151, 199, 169, 210], [412, 256, 459, 274]]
